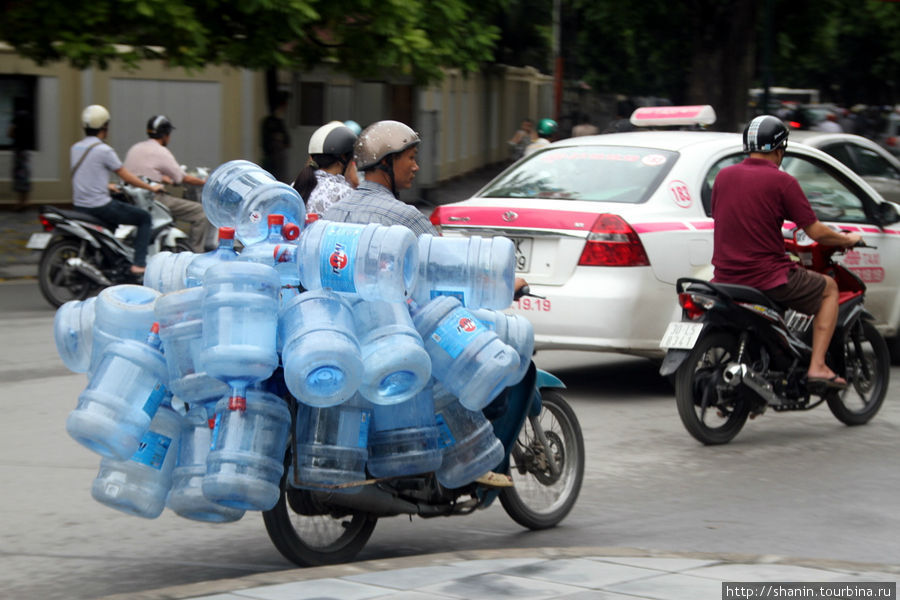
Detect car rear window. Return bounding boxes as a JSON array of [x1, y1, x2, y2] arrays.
[[479, 146, 678, 203]]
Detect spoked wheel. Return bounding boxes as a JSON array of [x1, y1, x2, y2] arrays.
[[500, 389, 584, 530], [827, 319, 890, 425], [262, 484, 377, 567], [38, 239, 102, 308], [675, 332, 750, 445]]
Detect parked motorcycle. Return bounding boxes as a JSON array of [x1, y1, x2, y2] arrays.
[[262, 360, 585, 567], [30, 183, 190, 307], [660, 229, 890, 445]]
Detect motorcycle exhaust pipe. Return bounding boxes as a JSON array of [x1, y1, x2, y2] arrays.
[[66, 257, 113, 287], [722, 362, 778, 404], [311, 486, 420, 517]]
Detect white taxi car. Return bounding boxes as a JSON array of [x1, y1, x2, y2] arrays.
[[429, 106, 900, 362]]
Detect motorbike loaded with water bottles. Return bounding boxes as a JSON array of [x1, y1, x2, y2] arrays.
[[659, 227, 890, 445], [29, 180, 190, 308]]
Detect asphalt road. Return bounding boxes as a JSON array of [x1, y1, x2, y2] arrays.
[[1, 280, 898, 600]]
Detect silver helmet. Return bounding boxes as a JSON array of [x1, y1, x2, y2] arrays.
[[354, 120, 420, 171]]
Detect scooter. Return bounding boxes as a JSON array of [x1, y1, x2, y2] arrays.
[[660, 228, 890, 445], [30, 183, 190, 307]]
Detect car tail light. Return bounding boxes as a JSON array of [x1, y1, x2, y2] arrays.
[[887, 136, 897, 147], [39, 215, 55, 233], [679, 292, 715, 320], [788, 121, 802, 129], [577, 214, 650, 267], [428, 206, 443, 234]]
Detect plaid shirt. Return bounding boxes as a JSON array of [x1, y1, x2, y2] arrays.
[[323, 180, 437, 238]]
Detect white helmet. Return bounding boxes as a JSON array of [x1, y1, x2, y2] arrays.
[[82, 105, 110, 130]]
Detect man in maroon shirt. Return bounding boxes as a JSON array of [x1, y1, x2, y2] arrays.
[[711, 115, 860, 388]]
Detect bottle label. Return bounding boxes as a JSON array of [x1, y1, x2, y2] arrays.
[[429, 290, 466, 304], [130, 430, 172, 470], [357, 409, 372, 448], [210, 414, 222, 451], [435, 413, 456, 448], [430, 307, 484, 359], [142, 383, 168, 417], [320, 224, 360, 293]]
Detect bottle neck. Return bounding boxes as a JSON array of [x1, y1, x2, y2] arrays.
[[267, 224, 284, 242]]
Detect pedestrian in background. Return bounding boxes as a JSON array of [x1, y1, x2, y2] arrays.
[[7, 98, 34, 211], [261, 91, 291, 182], [507, 118, 536, 161]]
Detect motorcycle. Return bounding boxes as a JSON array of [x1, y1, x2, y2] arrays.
[[262, 358, 585, 567], [659, 228, 890, 445], [30, 183, 190, 308]]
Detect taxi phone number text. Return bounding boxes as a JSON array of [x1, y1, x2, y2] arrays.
[[514, 296, 552, 312]]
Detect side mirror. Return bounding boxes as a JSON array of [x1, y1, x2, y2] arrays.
[[876, 201, 900, 225]]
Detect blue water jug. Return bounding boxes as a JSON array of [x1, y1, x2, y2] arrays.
[[184, 226, 238, 288], [90, 404, 182, 519], [67, 323, 169, 460], [90, 284, 161, 375], [237, 215, 302, 304], [351, 298, 431, 405], [54, 296, 97, 373], [367, 386, 442, 478], [279, 290, 363, 407], [199, 261, 281, 411], [432, 382, 504, 489], [168, 404, 245, 522], [291, 394, 372, 494], [155, 287, 230, 407], [412, 234, 516, 310], [411, 296, 519, 411], [297, 219, 418, 303], [471, 308, 535, 386], [143, 250, 196, 293], [201, 159, 306, 246], [202, 389, 291, 511]]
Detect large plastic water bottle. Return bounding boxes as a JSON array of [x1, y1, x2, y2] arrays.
[[67, 323, 169, 460], [412, 234, 516, 310], [168, 404, 245, 522], [155, 287, 229, 407], [90, 284, 161, 375], [202, 389, 291, 511], [237, 215, 302, 304], [184, 226, 238, 288], [54, 296, 97, 373], [90, 404, 182, 519], [202, 159, 306, 246], [143, 250, 196, 293], [367, 386, 442, 478], [471, 309, 534, 386], [291, 394, 372, 494], [279, 290, 363, 407], [432, 382, 504, 489], [199, 261, 281, 411], [351, 298, 431, 405], [297, 219, 418, 303], [411, 296, 519, 411]]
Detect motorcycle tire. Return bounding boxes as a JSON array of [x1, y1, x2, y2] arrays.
[[499, 389, 584, 530], [675, 331, 750, 445], [262, 483, 378, 567], [38, 239, 100, 308], [827, 319, 890, 426]]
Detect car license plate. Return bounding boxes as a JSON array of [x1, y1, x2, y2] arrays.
[[659, 321, 704, 349], [509, 236, 533, 272], [26, 232, 52, 250]]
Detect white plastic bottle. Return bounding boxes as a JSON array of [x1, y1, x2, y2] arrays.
[[89, 284, 160, 375], [184, 226, 238, 288], [367, 386, 442, 478], [53, 296, 97, 373], [471, 308, 535, 386]]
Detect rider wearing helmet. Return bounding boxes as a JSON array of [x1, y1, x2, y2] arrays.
[[293, 121, 359, 215], [711, 115, 860, 389], [524, 118, 558, 157], [71, 105, 163, 275], [123, 115, 214, 252], [323, 119, 436, 237]]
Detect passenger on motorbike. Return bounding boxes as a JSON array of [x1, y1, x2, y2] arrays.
[[72, 105, 163, 276], [292, 121, 359, 215], [123, 115, 215, 252], [710, 115, 861, 389]]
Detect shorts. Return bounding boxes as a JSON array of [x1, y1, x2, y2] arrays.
[[763, 267, 827, 315]]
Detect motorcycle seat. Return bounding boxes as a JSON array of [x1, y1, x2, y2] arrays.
[[709, 282, 785, 311], [43, 206, 115, 230]]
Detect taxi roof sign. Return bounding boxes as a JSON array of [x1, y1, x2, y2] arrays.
[[630, 105, 717, 127]]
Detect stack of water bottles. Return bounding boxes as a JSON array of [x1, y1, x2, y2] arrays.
[[53, 159, 534, 521]]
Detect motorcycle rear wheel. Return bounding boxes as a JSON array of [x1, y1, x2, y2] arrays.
[[827, 319, 889, 425], [262, 485, 377, 567], [38, 239, 102, 308], [675, 331, 750, 445], [500, 389, 584, 530]]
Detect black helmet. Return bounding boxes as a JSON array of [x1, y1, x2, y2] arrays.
[[147, 115, 175, 139], [308, 121, 357, 157], [743, 115, 788, 152]]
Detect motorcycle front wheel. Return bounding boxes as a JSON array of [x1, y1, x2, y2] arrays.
[[500, 389, 584, 530], [675, 331, 750, 445], [827, 319, 890, 425], [38, 239, 102, 308], [262, 484, 378, 567]]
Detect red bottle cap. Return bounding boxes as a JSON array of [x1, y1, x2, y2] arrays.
[[218, 227, 235, 240], [268, 214, 285, 226], [283, 222, 300, 240], [305, 213, 320, 224]]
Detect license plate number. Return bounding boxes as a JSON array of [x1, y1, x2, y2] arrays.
[[659, 321, 704, 349], [509, 237, 533, 272], [26, 232, 52, 250]]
